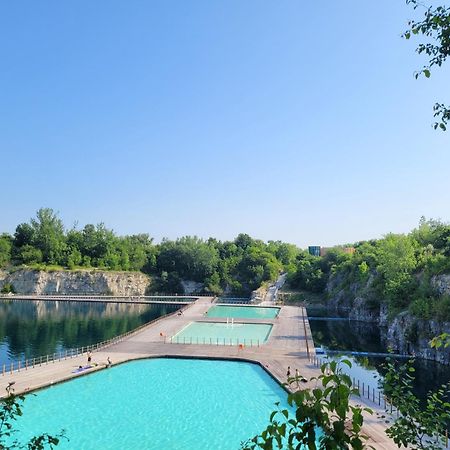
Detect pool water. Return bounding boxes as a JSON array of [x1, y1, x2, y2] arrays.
[[13, 358, 290, 450], [172, 322, 273, 345], [207, 305, 280, 319]]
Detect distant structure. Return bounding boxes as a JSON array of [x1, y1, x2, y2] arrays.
[[308, 246, 321, 257], [308, 246, 355, 257]]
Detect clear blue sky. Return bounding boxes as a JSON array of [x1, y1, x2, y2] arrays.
[[1, 1, 449, 248]]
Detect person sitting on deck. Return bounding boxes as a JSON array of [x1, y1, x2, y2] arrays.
[[6, 381, 15, 396]]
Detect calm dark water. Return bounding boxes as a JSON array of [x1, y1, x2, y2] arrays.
[[306, 306, 450, 401], [0, 300, 179, 366]]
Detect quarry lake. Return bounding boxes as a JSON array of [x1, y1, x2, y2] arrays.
[[0, 300, 179, 366], [307, 306, 450, 402]]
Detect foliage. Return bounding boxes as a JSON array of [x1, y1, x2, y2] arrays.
[[430, 332, 450, 348], [404, 0, 450, 130], [382, 358, 450, 449], [242, 359, 373, 450], [156, 237, 219, 282], [4, 209, 295, 296], [288, 252, 326, 293], [0, 235, 12, 269], [375, 234, 418, 311], [0, 284, 15, 295], [288, 217, 450, 322], [0, 394, 65, 449]]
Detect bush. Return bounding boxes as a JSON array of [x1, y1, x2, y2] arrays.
[[409, 297, 433, 320], [0, 283, 15, 294], [433, 296, 450, 322]]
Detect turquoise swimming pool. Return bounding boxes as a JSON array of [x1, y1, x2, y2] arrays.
[[12, 358, 291, 449], [172, 321, 273, 345], [207, 305, 280, 319]]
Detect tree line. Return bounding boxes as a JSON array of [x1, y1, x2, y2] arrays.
[[0, 208, 299, 296], [288, 217, 450, 322]]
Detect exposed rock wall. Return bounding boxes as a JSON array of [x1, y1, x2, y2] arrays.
[[0, 269, 151, 296], [326, 272, 384, 323], [432, 274, 450, 296], [324, 271, 450, 364], [181, 280, 204, 295], [387, 312, 450, 364]]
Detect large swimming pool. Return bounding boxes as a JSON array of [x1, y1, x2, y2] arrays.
[[172, 322, 273, 345], [12, 358, 290, 449], [207, 305, 280, 319]]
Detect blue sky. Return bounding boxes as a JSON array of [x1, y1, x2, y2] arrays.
[[1, 1, 449, 247]]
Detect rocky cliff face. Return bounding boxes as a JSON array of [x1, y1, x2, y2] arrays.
[[432, 274, 450, 296], [324, 271, 450, 364], [180, 280, 204, 295], [387, 312, 450, 364], [0, 269, 151, 296], [326, 272, 385, 323]]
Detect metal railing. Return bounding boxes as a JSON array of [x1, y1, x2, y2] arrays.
[[310, 354, 388, 409], [215, 297, 251, 304], [300, 306, 311, 359], [167, 336, 260, 347], [1, 304, 189, 376], [309, 354, 450, 448]]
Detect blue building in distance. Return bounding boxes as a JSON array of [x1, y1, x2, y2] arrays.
[[308, 246, 321, 257]]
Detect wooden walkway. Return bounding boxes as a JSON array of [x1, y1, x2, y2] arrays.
[[0, 297, 397, 449]]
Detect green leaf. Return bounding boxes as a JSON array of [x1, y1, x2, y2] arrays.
[[340, 359, 352, 368]]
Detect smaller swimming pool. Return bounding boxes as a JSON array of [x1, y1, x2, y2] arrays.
[[207, 305, 280, 319], [172, 322, 273, 345]]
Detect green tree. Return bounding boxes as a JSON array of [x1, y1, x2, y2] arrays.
[[288, 253, 326, 293], [234, 233, 254, 252], [405, 0, 450, 130], [66, 248, 82, 270], [376, 234, 418, 310], [243, 360, 373, 450], [157, 237, 219, 282], [29, 208, 66, 265], [13, 223, 35, 249], [16, 245, 43, 265], [235, 248, 280, 292], [0, 234, 12, 268], [79, 223, 116, 267], [382, 358, 450, 449]]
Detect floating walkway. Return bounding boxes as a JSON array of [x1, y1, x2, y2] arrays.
[[324, 350, 412, 359], [0, 294, 197, 305]]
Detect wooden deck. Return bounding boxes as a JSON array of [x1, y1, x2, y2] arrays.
[[0, 297, 397, 449]]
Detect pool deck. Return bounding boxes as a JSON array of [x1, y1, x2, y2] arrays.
[[0, 297, 397, 449]]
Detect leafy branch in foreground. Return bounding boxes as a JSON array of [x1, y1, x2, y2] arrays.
[[0, 394, 65, 450], [404, 0, 450, 130], [382, 358, 450, 450], [242, 360, 373, 450], [430, 332, 450, 349]]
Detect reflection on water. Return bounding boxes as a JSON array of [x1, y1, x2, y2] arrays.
[[0, 300, 179, 366], [306, 306, 450, 402]]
